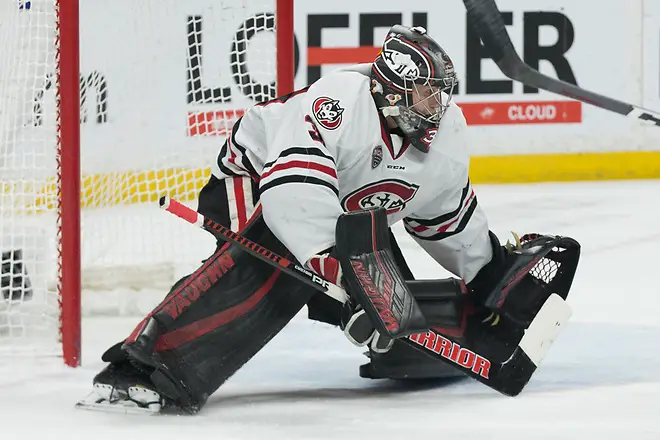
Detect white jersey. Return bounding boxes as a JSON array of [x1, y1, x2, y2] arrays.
[[212, 64, 492, 283]]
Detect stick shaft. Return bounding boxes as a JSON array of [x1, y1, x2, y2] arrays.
[[463, 0, 660, 126], [158, 196, 347, 303]]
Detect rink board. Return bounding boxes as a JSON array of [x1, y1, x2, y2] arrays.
[[3, 0, 660, 214]]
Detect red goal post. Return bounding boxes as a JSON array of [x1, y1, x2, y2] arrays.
[[1, 0, 295, 367], [59, 0, 82, 368]]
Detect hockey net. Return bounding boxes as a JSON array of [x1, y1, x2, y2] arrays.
[[0, 0, 293, 364]]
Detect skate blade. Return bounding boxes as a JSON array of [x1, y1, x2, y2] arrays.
[[518, 293, 572, 366], [75, 383, 162, 415]]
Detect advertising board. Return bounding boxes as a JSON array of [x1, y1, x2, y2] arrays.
[[5, 0, 659, 189]]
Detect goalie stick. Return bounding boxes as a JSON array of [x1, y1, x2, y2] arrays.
[[159, 198, 348, 304], [463, 0, 660, 126], [160, 196, 572, 397]]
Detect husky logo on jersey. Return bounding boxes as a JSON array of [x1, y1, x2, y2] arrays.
[[421, 128, 438, 148], [342, 179, 419, 214], [312, 97, 344, 130]]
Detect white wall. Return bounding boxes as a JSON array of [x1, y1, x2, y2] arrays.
[[3, 0, 660, 180], [294, 0, 659, 156]]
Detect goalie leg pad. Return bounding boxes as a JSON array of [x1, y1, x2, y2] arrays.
[[114, 176, 315, 412], [122, 214, 314, 411]]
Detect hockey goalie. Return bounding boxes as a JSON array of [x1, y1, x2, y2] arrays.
[[77, 25, 581, 414]]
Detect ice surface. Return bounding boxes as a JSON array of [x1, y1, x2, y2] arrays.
[[1, 181, 659, 439]]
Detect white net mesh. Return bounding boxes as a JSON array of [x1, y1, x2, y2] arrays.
[[0, 0, 279, 357]]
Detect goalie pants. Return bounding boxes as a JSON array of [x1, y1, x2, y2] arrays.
[[122, 174, 417, 406]]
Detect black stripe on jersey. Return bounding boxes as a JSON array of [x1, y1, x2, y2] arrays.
[[263, 146, 336, 170], [216, 140, 240, 177], [260, 175, 340, 197], [407, 180, 471, 227], [408, 197, 478, 241], [230, 117, 259, 177]]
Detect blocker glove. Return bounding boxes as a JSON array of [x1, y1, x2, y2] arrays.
[[306, 252, 394, 353]]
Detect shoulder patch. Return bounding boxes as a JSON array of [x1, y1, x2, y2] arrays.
[[371, 145, 383, 169], [312, 96, 344, 130]]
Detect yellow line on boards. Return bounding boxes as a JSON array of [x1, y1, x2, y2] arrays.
[[469, 151, 660, 184], [3, 151, 659, 212]]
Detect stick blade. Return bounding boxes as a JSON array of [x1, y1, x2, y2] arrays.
[[518, 293, 572, 367], [403, 293, 571, 397], [492, 294, 571, 396]]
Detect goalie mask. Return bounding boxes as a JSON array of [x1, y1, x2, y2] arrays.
[[370, 25, 458, 153]]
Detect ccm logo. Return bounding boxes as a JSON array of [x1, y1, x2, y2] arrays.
[[508, 103, 557, 121], [409, 330, 491, 379]]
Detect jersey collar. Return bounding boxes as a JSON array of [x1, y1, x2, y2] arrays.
[[377, 111, 410, 160]]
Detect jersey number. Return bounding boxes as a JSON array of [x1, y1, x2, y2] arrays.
[[305, 115, 325, 145]]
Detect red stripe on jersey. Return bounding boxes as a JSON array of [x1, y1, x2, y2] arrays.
[[436, 190, 475, 233], [396, 139, 410, 159], [378, 113, 409, 160], [233, 176, 247, 231], [227, 140, 240, 170], [260, 160, 337, 181], [410, 223, 429, 233]]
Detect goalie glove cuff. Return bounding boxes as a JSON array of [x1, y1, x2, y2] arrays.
[[307, 251, 392, 353], [467, 230, 508, 303], [306, 253, 343, 286]]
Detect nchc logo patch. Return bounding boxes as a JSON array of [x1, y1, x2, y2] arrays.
[[371, 145, 383, 169], [312, 96, 344, 130], [342, 179, 419, 214]]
